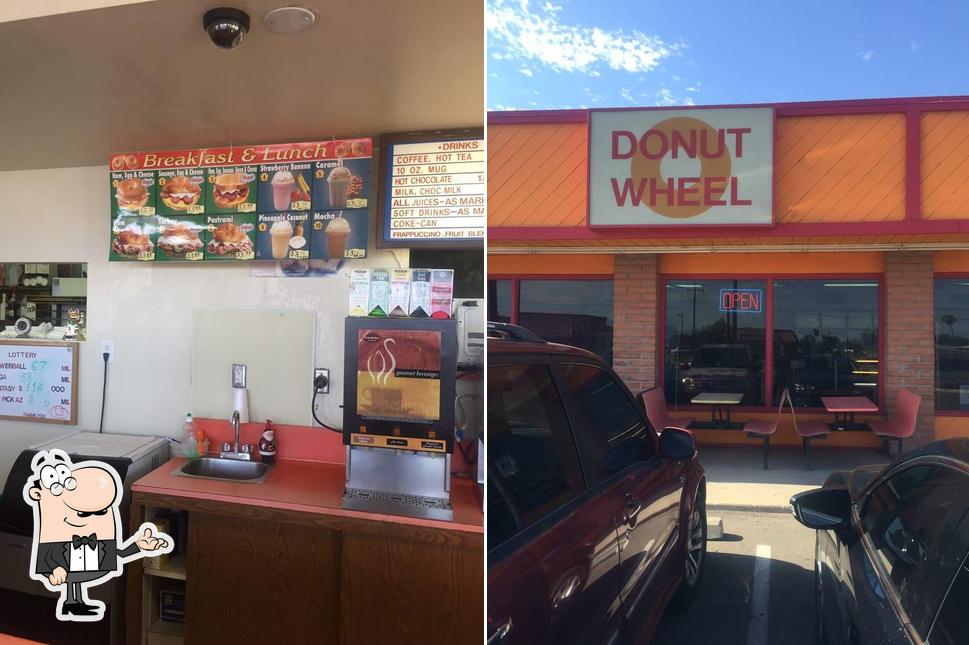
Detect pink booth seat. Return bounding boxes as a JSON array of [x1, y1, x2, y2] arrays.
[[788, 394, 830, 470], [639, 387, 694, 434], [742, 400, 782, 471], [870, 389, 921, 457]]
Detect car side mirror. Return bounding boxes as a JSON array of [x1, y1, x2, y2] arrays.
[[660, 427, 696, 460], [790, 486, 851, 530]]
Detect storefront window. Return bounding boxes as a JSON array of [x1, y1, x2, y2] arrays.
[[935, 278, 969, 411], [664, 280, 766, 406], [773, 280, 879, 407], [488, 279, 512, 323], [519, 280, 613, 362]]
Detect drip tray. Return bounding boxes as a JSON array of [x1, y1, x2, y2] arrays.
[[343, 487, 453, 522]]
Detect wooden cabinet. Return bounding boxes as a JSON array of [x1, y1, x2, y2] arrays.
[[186, 513, 339, 644], [128, 493, 482, 645]]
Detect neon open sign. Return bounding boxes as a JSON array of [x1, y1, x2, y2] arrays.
[[719, 288, 763, 313]]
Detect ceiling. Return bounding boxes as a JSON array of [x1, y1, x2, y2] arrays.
[[0, 0, 483, 170]]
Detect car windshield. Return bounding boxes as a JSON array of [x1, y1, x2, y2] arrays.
[[693, 346, 752, 369]]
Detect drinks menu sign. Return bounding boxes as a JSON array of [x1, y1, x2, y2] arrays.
[[588, 107, 773, 226], [378, 129, 485, 248], [108, 139, 372, 264]]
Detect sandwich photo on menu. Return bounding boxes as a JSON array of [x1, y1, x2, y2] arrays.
[[160, 175, 202, 211], [112, 226, 154, 258], [207, 222, 253, 257], [158, 223, 203, 257], [212, 173, 250, 209], [116, 177, 149, 213]]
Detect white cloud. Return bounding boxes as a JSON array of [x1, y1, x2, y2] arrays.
[[654, 88, 693, 107], [858, 49, 875, 62], [620, 87, 635, 103], [519, 67, 534, 77], [910, 40, 921, 52], [487, 0, 680, 74]]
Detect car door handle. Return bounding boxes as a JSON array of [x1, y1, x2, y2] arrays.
[[487, 618, 513, 644], [623, 495, 643, 528], [552, 573, 583, 608]]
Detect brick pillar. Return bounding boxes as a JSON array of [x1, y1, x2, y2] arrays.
[[884, 252, 935, 446], [612, 254, 658, 394]]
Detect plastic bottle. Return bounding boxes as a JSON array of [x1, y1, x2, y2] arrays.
[[181, 413, 198, 458]]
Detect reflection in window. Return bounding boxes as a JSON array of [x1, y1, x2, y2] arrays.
[[934, 279, 969, 411], [860, 465, 969, 639], [773, 280, 879, 407], [664, 280, 766, 406], [487, 279, 512, 324], [488, 363, 585, 537], [519, 280, 613, 363]]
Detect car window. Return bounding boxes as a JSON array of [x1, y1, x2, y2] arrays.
[[487, 476, 519, 550], [860, 465, 969, 638], [489, 363, 585, 535], [559, 362, 650, 483], [560, 363, 644, 442], [927, 552, 969, 645]]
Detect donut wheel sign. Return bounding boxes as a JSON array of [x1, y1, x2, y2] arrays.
[[629, 116, 731, 219]]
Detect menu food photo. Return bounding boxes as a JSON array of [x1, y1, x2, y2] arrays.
[[108, 139, 372, 265]]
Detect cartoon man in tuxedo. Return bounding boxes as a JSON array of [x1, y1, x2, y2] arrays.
[[23, 449, 173, 621]]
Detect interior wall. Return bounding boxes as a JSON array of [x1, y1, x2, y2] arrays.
[[0, 165, 407, 448]]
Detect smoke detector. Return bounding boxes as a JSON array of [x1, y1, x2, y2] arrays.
[[263, 6, 316, 34]]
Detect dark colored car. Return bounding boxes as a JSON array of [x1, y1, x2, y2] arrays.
[[791, 439, 969, 645], [487, 322, 707, 645]]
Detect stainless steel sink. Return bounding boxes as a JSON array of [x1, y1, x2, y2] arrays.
[[174, 458, 271, 483]]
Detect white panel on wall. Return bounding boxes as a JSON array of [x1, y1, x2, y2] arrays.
[[191, 308, 315, 426]]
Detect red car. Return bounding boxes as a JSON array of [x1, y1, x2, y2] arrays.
[[487, 323, 707, 644]]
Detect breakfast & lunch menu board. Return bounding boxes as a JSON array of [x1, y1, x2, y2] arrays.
[[108, 139, 372, 263]]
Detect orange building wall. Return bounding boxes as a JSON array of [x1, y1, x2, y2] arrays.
[[488, 122, 587, 228], [934, 250, 969, 272], [922, 111, 969, 220], [775, 114, 907, 224], [659, 251, 884, 274], [488, 254, 613, 275]]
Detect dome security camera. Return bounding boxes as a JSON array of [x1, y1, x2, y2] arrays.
[[203, 8, 251, 51]]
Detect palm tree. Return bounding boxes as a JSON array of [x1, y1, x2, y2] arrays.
[[941, 314, 958, 344]]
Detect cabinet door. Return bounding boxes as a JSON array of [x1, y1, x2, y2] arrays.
[[342, 531, 483, 645], [186, 513, 340, 644]]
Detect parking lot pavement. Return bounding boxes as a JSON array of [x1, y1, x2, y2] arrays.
[[651, 510, 816, 645]]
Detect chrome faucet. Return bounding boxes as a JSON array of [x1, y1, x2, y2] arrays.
[[220, 410, 252, 461]]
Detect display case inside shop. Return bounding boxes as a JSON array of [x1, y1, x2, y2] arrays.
[[342, 317, 457, 520]]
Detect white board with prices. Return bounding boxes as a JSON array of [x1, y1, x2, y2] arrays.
[[379, 130, 485, 248], [0, 340, 79, 425]]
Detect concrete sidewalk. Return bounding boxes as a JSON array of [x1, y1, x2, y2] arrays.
[[700, 447, 890, 512]]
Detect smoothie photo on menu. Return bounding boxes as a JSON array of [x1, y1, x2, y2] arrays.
[[271, 170, 296, 210], [270, 218, 294, 259], [326, 214, 351, 259], [327, 164, 352, 207]]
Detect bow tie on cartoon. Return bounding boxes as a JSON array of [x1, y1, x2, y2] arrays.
[[72, 534, 97, 549]]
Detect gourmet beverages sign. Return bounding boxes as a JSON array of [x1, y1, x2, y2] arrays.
[[589, 107, 773, 226]]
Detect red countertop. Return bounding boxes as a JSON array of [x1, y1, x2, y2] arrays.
[[132, 457, 483, 535]]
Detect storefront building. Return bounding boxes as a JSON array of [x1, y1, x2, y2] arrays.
[[488, 96, 969, 449]]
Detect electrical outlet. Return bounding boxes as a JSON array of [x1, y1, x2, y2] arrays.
[[232, 364, 247, 388], [314, 368, 329, 394], [100, 339, 115, 364]]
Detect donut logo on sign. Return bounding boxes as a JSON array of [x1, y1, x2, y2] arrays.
[[611, 117, 753, 219]]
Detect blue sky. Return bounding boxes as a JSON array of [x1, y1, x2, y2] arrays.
[[487, 0, 969, 111]]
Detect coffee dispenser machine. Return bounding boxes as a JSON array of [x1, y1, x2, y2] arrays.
[[341, 317, 457, 521]]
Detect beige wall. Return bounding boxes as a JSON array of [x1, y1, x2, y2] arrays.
[[0, 165, 406, 446], [0, 0, 155, 23]]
